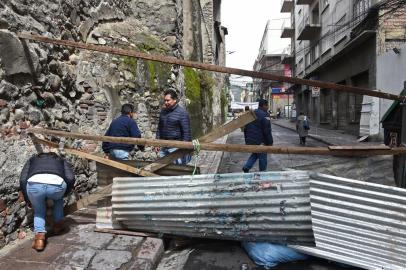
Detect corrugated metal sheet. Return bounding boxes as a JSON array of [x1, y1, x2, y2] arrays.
[[293, 173, 406, 270], [111, 171, 315, 246]]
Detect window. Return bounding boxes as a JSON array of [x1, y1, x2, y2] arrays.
[[321, 0, 329, 10], [334, 14, 347, 44], [321, 31, 332, 53], [311, 43, 320, 62], [305, 52, 311, 67], [353, 0, 371, 22]]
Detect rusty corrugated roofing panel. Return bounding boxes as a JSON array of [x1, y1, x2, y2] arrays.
[[111, 171, 315, 246], [292, 173, 406, 270]]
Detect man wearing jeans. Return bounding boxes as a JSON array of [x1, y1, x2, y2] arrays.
[[156, 89, 192, 165], [19, 152, 75, 251], [242, 99, 273, 173], [102, 103, 144, 160]]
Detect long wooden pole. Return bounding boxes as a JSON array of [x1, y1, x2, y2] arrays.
[[27, 128, 406, 156], [18, 33, 404, 102]]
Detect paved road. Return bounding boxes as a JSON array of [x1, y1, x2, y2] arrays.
[[219, 125, 393, 186]]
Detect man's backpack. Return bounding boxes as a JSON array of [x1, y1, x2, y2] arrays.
[[303, 117, 310, 130]]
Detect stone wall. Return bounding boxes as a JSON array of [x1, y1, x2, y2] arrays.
[[0, 0, 227, 248]]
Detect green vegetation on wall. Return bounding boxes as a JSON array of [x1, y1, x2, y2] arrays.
[[220, 87, 228, 122], [123, 56, 137, 74], [184, 67, 217, 138]]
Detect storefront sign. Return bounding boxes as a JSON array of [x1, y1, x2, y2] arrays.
[[312, 86, 320, 97]]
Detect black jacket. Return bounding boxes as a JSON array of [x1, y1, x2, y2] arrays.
[[244, 108, 273, 146], [19, 153, 75, 203], [156, 104, 192, 141], [102, 114, 143, 153]]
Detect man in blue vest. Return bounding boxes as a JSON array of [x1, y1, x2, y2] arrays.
[[242, 99, 273, 172], [102, 103, 143, 160]]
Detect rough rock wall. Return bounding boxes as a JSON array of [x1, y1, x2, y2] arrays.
[[0, 0, 227, 248]]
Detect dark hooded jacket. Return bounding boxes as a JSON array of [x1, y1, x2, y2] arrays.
[[244, 108, 273, 146]]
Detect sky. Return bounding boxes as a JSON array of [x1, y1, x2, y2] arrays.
[[221, 0, 290, 84]]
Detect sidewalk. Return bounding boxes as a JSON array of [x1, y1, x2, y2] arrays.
[[194, 135, 227, 174], [0, 205, 165, 270], [0, 139, 227, 270], [273, 119, 363, 146]]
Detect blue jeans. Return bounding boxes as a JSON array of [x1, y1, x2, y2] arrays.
[[159, 147, 191, 165], [27, 182, 67, 233], [243, 153, 268, 172], [109, 149, 130, 160]]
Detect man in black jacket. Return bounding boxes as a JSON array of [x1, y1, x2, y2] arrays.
[[102, 103, 143, 160], [242, 99, 273, 172], [156, 89, 192, 165], [19, 152, 75, 251]]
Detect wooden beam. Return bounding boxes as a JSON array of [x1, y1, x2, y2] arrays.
[[198, 111, 256, 143], [328, 145, 391, 150], [28, 128, 406, 156], [94, 228, 158, 238], [65, 184, 112, 215], [17, 33, 404, 102], [142, 111, 256, 172], [32, 137, 158, 177]]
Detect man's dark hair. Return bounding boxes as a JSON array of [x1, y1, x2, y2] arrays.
[[164, 89, 178, 100], [258, 99, 268, 108], [121, 103, 135, 115]]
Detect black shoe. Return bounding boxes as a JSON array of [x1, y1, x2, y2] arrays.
[[242, 167, 249, 173]]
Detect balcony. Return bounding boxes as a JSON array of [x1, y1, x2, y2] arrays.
[[281, 54, 294, 64], [281, 0, 294, 12], [297, 15, 321, 40], [296, 0, 315, 4], [281, 20, 295, 38], [281, 46, 294, 64]]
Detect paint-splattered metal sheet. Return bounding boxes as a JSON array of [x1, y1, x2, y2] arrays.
[[292, 173, 406, 270], [111, 171, 315, 246]]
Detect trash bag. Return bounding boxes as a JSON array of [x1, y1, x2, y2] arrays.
[[242, 242, 308, 268]]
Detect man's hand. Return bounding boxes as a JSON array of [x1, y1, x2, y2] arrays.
[[103, 154, 110, 159]]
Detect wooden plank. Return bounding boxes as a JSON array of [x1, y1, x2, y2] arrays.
[[198, 110, 256, 143], [32, 137, 158, 177], [28, 128, 406, 156], [17, 33, 404, 102], [328, 145, 391, 150], [142, 111, 255, 172], [94, 228, 158, 238], [65, 184, 112, 215]]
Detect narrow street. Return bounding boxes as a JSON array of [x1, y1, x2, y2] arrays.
[[219, 124, 394, 186]]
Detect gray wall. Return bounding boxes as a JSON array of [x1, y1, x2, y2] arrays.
[[377, 42, 406, 133]]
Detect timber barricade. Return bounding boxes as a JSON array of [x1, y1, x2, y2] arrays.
[[28, 127, 406, 156]]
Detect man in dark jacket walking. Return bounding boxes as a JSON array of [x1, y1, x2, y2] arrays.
[[242, 99, 273, 172], [102, 103, 143, 160], [156, 89, 192, 165], [20, 152, 75, 251]]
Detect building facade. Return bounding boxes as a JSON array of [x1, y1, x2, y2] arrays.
[[281, 0, 406, 138], [254, 21, 293, 115]]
